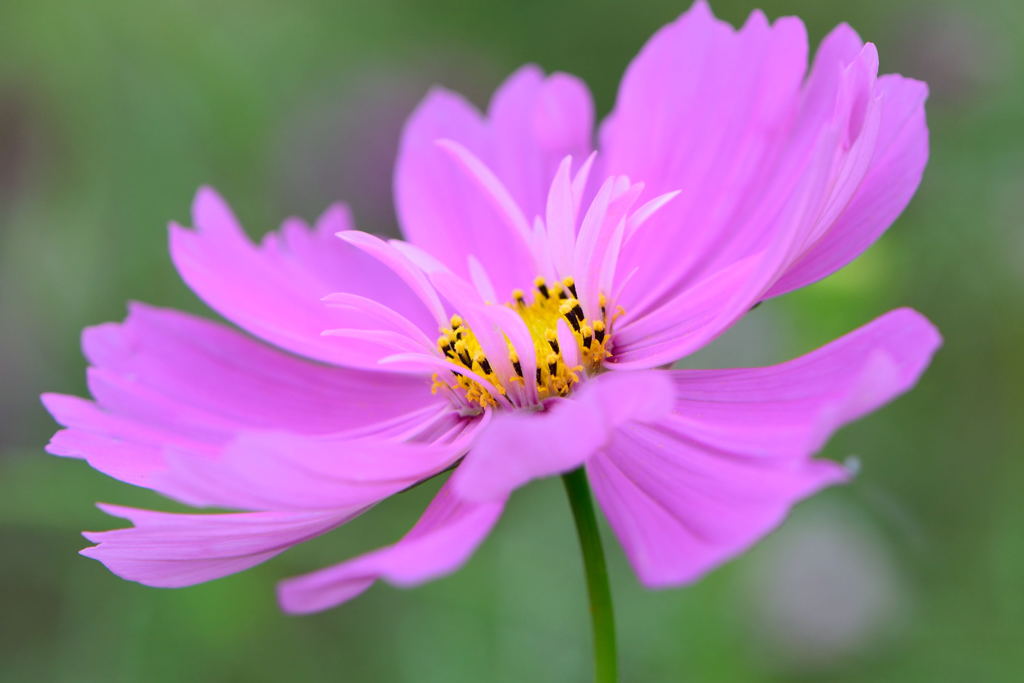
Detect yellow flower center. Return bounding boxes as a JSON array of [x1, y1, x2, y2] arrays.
[[431, 276, 619, 411]]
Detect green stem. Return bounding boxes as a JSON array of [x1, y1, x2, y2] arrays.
[[562, 467, 618, 683]]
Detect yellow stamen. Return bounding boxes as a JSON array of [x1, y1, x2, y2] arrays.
[[432, 275, 619, 411]]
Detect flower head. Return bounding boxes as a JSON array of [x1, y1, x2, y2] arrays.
[[44, 1, 939, 614]]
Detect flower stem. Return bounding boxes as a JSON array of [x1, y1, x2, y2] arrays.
[[562, 467, 617, 683]]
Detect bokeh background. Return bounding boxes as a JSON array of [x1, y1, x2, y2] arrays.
[[2, 0, 1022, 681]]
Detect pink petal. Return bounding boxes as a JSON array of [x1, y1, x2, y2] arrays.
[[766, 74, 929, 296], [84, 303, 431, 433], [589, 308, 941, 587], [668, 308, 941, 457], [277, 481, 505, 613], [42, 304, 439, 501], [588, 422, 848, 587], [80, 504, 362, 588], [601, 5, 810, 308], [153, 411, 486, 511], [434, 139, 534, 248], [491, 67, 594, 215], [170, 188, 437, 366], [394, 67, 593, 295], [451, 370, 674, 502], [600, 5, 928, 327], [333, 230, 448, 328], [609, 251, 769, 369]]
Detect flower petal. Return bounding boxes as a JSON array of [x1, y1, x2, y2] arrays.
[[601, 5, 926, 329], [170, 188, 437, 366], [395, 67, 593, 294], [277, 481, 505, 613], [766, 74, 929, 296], [667, 307, 941, 457], [152, 411, 486, 511], [589, 308, 941, 587], [451, 370, 674, 502], [587, 423, 848, 587], [80, 504, 362, 588], [601, 4, 810, 308], [608, 251, 769, 369], [42, 304, 439, 502]]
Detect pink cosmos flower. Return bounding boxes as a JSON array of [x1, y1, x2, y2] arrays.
[[43, 1, 939, 615]]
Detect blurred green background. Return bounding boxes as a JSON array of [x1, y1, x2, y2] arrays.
[[2, 0, 1021, 681]]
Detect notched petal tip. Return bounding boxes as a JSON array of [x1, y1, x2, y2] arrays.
[[190, 186, 241, 235]]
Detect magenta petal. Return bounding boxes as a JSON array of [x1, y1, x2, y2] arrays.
[[599, 4, 928, 319], [170, 188, 437, 366], [610, 251, 768, 369], [451, 370, 674, 502], [588, 423, 848, 587], [488, 66, 594, 219], [276, 481, 504, 613], [41, 304, 438, 502], [153, 412, 486, 511], [82, 303, 432, 432], [395, 66, 593, 294], [766, 74, 929, 297], [668, 308, 941, 457], [601, 4, 810, 307], [589, 308, 940, 587], [81, 504, 362, 588]]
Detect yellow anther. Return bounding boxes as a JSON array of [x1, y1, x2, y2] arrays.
[[580, 324, 594, 348], [560, 300, 582, 331], [453, 339, 472, 366], [545, 353, 559, 373], [510, 350, 524, 380], [473, 353, 493, 375], [544, 328, 559, 351], [430, 275, 619, 410]]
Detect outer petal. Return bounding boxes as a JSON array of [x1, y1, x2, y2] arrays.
[[81, 504, 363, 588], [601, 4, 810, 309], [395, 66, 594, 294], [588, 424, 847, 587], [277, 481, 505, 614], [601, 5, 928, 331], [451, 370, 674, 502], [765, 74, 929, 296], [170, 188, 437, 366], [589, 308, 940, 587], [152, 412, 487, 511], [42, 304, 439, 502], [668, 308, 941, 457], [608, 251, 769, 369], [82, 303, 431, 433]]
